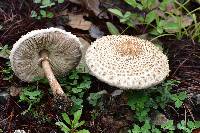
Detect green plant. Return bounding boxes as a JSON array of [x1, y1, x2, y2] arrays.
[[127, 80, 180, 122], [56, 110, 90, 133], [0, 44, 10, 59], [31, 0, 65, 19], [19, 86, 43, 114], [177, 120, 200, 133], [0, 61, 13, 81], [59, 66, 92, 113], [128, 120, 163, 133], [127, 79, 200, 132], [170, 91, 187, 108], [107, 0, 200, 42], [106, 22, 120, 35], [87, 90, 106, 107], [161, 120, 175, 132], [0, 129, 3, 133]]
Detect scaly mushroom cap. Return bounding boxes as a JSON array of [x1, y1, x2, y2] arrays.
[[85, 35, 170, 89], [10, 27, 82, 82]]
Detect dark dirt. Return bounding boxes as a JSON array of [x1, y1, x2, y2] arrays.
[[0, 0, 200, 133]]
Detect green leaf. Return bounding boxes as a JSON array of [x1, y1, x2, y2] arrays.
[[124, 0, 138, 8], [46, 11, 54, 18], [30, 10, 38, 18], [151, 125, 161, 133], [69, 71, 79, 79], [24, 90, 41, 100], [42, 0, 51, 6], [159, 0, 171, 11], [132, 125, 141, 133], [187, 121, 195, 129], [136, 3, 143, 10], [0, 45, 10, 59], [72, 110, 82, 128], [62, 113, 71, 125], [170, 94, 178, 101], [87, 92, 102, 106], [58, 0, 64, 3], [161, 120, 175, 131], [108, 8, 123, 17], [40, 10, 46, 17], [74, 120, 85, 128], [175, 100, 183, 108], [178, 91, 187, 101], [72, 87, 82, 93], [141, 0, 148, 8], [106, 22, 120, 35], [145, 10, 157, 24], [141, 121, 151, 133], [76, 129, 90, 133], [55, 122, 70, 132], [40, 0, 55, 8], [70, 97, 83, 117], [177, 120, 191, 133], [163, 22, 179, 30], [147, 0, 157, 9], [194, 121, 200, 128], [33, 0, 41, 3]]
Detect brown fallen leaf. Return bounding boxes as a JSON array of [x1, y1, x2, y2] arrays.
[[69, 0, 107, 18], [151, 112, 168, 125], [9, 86, 22, 96], [68, 13, 92, 30]]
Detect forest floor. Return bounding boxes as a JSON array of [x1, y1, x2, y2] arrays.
[[0, 0, 200, 133]]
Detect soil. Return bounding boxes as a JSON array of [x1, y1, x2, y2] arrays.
[[0, 0, 200, 133]]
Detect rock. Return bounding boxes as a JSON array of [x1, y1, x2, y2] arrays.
[[14, 130, 26, 133], [89, 25, 104, 39], [0, 91, 9, 104]]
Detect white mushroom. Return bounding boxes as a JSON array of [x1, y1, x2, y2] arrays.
[[10, 27, 82, 108], [85, 35, 170, 89]]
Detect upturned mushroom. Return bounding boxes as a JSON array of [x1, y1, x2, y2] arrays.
[[10, 27, 82, 109], [85, 35, 170, 89]]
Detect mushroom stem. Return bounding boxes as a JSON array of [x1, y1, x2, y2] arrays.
[[40, 50, 64, 95]]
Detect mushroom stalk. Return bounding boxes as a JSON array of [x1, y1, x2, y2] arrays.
[[40, 50, 64, 95]]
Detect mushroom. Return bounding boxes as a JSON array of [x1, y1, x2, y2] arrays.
[[10, 27, 82, 109], [85, 35, 170, 89]]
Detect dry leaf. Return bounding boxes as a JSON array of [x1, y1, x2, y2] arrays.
[[68, 13, 92, 30], [69, 0, 107, 18], [155, 9, 166, 19], [181, 15, 193, 28], [151, 112, 168, 125], [69, 0, 100, 15], [9, 86, 22, 96]]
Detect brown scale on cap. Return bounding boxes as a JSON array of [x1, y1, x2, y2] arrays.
[[115, 40, 142, 57]]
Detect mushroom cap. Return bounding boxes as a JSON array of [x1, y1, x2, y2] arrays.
[[85, 35, 170, 89], [10, 27, 82, 82]]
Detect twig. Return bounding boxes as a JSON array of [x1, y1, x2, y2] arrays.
[[184, 103, 195, 121], [7, 109, 14, 133]]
